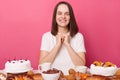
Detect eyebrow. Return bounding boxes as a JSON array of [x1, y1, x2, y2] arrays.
[[57, 11, 69, 13]]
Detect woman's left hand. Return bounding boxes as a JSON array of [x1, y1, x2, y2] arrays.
[[63, 34, 71, 46]]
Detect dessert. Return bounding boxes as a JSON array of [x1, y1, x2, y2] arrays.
[[90, 61, 117, 76], [23, 75, 33, 80], [42, 68, 59, 74], [5, 59, 33, 73], [86, 75, 110, 80], [93, 61, 115, 67], [103, 62, 115, 67], [7, 73, 34, 80], [27, 70, 34, 76], [60, 69, 89, 80], [115, 68, 120, 76], [32, 73, 43, 80], [0, 73, 6, 80], [6, 76, 15, 80], [93, 61, 103, 66]]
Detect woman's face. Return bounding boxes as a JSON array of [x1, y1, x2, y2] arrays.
[[56, 4, 70, 28]]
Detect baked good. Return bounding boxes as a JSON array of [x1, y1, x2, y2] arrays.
[[93, 61, 103, 66], [27, 70, 34, 76], [7, 73, 34, 80], [0, 73, 6, 80], [14, 75, 24, 80], [115, 68, 120, 76], [90, 61, 117, 76], [93, 61, 115, 67], [86, 75, 110, 80], [5, 59, 33, 73], [6, 76, 15, 80], [63, 69, 76, 80], [69, 69, 76, 75], [32, 73, 43, 80], [59, 69, 90, 80], [23, 75, 33, 80], [103, 62, 115, 67]]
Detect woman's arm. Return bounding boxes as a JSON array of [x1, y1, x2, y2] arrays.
[[65, 44, 86, 66], [39, 34, 64, 64], [39, 44, 61, 64], [63, 34, 86, 66]]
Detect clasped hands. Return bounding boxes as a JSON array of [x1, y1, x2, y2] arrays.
[[56, 33, 71, 47]]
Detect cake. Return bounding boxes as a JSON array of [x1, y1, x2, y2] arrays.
[[90, 61, 118, 76], [5, 59, 33, 73]]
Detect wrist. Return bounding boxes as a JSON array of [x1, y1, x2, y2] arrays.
[[65, 43, 71, 47], [56, 43, 62, 47]]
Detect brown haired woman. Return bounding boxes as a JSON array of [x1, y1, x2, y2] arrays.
[[39, 1, 86, 75]]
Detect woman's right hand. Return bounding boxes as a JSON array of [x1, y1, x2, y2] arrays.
[[56, 34, 64, 46]]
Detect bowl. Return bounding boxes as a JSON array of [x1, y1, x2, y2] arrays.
[[90, 64, 118, 76], [74, 66, 88, 73], [41, 72, 60, 80], [41, 69, 60, 80]]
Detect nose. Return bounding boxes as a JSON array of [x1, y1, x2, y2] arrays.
[[61, 14, 66, 18]]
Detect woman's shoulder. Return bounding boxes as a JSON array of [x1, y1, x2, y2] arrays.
[[74, 32, 84, 38], [42, 31, 54, 37], [72, 32, 85, 41]]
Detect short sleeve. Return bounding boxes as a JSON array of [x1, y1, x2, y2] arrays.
[[40, 33, 50, 51], [75, 33, 86, 53]]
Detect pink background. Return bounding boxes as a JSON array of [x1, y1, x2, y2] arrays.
[[0, 0, 120, 69]]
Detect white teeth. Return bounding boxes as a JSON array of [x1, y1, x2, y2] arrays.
[[59, 20, 66, 23]]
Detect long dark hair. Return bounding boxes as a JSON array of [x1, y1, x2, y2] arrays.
[[51, 1, 78, 37]]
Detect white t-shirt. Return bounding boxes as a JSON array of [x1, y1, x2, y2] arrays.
[[40, 32, 86, 75]]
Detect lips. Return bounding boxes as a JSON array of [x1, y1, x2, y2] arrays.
[[58, 19, 67, 23]]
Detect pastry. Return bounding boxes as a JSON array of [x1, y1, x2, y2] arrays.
[[23, 75, 33, 80], [103, 62, 115, 67], [32, 73, 43, 80], [69, 69, 76, 75], [27, 70, 34, 76], [63, 69, 76, 80], [90, 61, 117, 76], [6, 76, 15, 80], [5, 59, 32, 73], [14, 75, 24, 80], [115, 68, 120, 76], [93, 61, 103, 66], [0, 73, 6, 80], [86, 75, 110, 80]]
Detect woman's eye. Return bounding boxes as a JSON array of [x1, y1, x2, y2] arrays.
[[57, 12, 70, 16], [65, 12, 70, 16], [57, 12, 62, 15]]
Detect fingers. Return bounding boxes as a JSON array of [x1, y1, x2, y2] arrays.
[[56, 34, 64, 45], [56, 33, 70, 46]]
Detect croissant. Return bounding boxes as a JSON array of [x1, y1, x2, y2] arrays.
[[103, 62, 115, 67], [93, 61, 103, 66], [32, 73, 43, 80], [86, 75, 110, 80]]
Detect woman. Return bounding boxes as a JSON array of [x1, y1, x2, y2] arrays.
[[39, 1, 86, 75]]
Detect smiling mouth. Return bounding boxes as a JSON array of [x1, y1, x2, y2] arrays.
[[59, 19, 67, 23]]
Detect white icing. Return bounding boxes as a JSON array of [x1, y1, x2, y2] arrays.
[[90, 64, 118, 76], [5, 59, 33, 73]]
